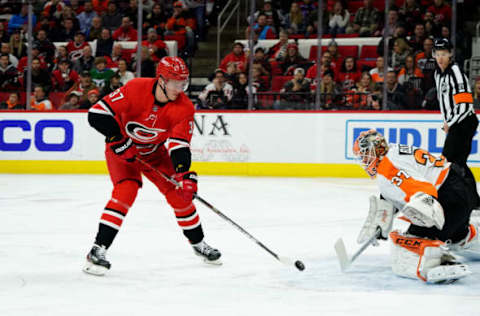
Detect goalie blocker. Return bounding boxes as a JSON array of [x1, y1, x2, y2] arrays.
[[353, 130, 479, 283]]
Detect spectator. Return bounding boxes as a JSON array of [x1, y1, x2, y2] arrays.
[[398, 55, 424, 109], [337, 56, 361, 92], [326, 40, 341, 67], [284, 2, 305, 35], [43, 0, 66, 20], [87, 16, 103, 41], [142, 28, 168, 63], [55, 5, 80, 32], [0, 54, 20, 91], [106, 43, 126, 69], [377, 24, 408, 57], [35, 16, 54, 35], [1, 43, 19, 68], [408, 23, 426, 53], [31, 85, 53, 111], [305, 5, 329, 38], [73, 45, 95, 74], [28, 58, 52, 93], [247, 47, 271, 79], [53, 45, 69, 66], [328, 1, 350, 36], [399, 0, 422, 33], [112, 16, 138, 41], [266, 30, 289, 63], [280, 43, 307, 76], [34, 29, 56, 65], [246, 13, 276, 40], [427, 0, 452, 25], [144, 3, 168, 35], [414, 37, 436, 92], [79, 88, 99, 109], [0, 21, 9, 43], [77, 1, 97, 35], [385, 71, 407, 110], [67, 31, 89, 61], [382, 8, 400, 38], [369, 56, 393, 84], [231, 72, 255, 109], [249, 0, 283, 33], [100, 74, 123, 98], [132, 46, 156, 78], [251, 67, 268, 91], [123, 0, 145, 26], [67, 70, 97, 104], [198, 69, 233, 109], [52, 59, 79, 92], [8, 4, 36, 34], [9, 30, 26, 59], [0, 92, 24, 110], [90, 56, 114, 88], [70, 0, 84, 14], [91, 0, 108, 15], [347, 72, 375, 109], [101, 2, 122, 32], [474, 78, 480, 110], [17, 44, 47, 74], [59, 91, 82, 110], [219, 42, 246, 73], [299, 0, 317, 20], [95, 28, 114, 57], [306, 51, 336, 80], [183, 0, 208, 41], [391, 38, 411, 72], [279, 67, 311, 110], [318, 69, 340, 109], [165, 1, 196, 57], [53, 17, 76, 42], [116, 59, 135, 85], [348, 0, 380, 36]]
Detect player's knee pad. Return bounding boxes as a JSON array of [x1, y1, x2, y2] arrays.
[[107, 180, 140, 213], [389, 230, 470, 283]]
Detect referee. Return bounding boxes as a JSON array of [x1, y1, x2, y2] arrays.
[[433, 37, 480, 206]]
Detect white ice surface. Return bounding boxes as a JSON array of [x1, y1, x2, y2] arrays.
[[1, 174, 479, 316]]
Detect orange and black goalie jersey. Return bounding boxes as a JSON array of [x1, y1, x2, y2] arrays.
[[88, 77, 195, 171]]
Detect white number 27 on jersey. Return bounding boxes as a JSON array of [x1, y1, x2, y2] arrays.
[[109, 89, 124, 102]]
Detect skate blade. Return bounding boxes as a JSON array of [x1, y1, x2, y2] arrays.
[[194, 253, 223, 265], [83, 261, 109, 276]]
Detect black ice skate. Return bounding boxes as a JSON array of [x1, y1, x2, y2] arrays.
[[83, 244, 111, 276], [192, 240, 222, 265]]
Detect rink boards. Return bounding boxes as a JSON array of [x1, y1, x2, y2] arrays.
[[1, 111, 480, 177]]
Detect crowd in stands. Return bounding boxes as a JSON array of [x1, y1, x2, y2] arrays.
[[200, 0, 477, 110], [0, 0, 210, 110]]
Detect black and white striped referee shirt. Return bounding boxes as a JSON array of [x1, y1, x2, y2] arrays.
[[434, 63, 474, 126]]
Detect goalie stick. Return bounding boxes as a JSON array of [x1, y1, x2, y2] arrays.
[[334, 227, 381, 272], [136, 157, 306, 271]]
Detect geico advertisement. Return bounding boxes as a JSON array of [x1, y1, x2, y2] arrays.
[[0, 113, 105, 160]]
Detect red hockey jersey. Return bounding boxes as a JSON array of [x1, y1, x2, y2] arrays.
[[89, 77, 194, 157]]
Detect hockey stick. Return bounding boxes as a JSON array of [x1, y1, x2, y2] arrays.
[[334, 227, 381, 272], [136, 157, 305, 271]]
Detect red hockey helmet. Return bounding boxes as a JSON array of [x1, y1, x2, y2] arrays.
[[156, 56, 189, 81]]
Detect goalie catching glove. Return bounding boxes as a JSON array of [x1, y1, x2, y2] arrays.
[[357, 196, 395, 244], [401, 192, 445, 230]]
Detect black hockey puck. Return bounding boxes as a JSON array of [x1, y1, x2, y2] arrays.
[[295, 260, 305, 271]]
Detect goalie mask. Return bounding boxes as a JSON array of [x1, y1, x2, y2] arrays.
[[353, 130, 389, 178]]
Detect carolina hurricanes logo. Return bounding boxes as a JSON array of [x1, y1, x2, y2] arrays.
[[125, 121, 166, 142]]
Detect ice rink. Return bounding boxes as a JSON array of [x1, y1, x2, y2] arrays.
[[1, 174, 480, 316]]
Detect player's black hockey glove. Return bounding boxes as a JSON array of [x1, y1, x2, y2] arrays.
[[107, 135, 138, 162]]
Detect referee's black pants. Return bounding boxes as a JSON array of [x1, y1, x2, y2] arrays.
[[442, 113, 479, 205]]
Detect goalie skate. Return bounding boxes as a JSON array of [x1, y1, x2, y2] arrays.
[[83, 245, 111, 276], [192, 241, 222, 265]]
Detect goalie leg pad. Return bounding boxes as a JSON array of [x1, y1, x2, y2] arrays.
[[450, 224, 480, 260], [389, 231, 470, 283], [401, 192, 445, 230]]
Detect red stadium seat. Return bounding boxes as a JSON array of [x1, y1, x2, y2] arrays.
[[360, 45, 378, 59], [271, 76, 293, 92], [347, 1, 364, 14]]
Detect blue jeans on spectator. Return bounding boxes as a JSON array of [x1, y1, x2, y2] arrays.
[[193, 5, 206, 41], [329, 26, 346, 36]]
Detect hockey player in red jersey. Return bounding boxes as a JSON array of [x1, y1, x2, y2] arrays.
[[83, 56, 221, 276], [353, 130, 479, 283]]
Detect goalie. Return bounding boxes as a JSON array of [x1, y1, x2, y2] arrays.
[[352, 129, 479, 283]]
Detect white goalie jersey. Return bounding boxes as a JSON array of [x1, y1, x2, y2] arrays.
[[376, 144, 451, 211]]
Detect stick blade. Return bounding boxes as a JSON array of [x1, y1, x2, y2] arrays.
[[334, 238, 351, 272]]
